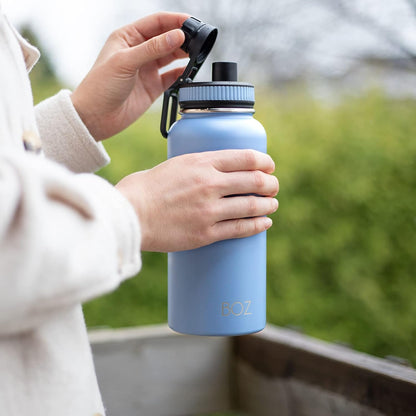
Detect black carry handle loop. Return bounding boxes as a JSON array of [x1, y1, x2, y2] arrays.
[[160, 17, 218, 138], [160, 61, 203, 138], [161, 89, 178, 139]]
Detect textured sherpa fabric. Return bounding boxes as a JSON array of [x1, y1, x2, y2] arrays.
[[0, 8, 141, 415], [36, 89, 111, 173]]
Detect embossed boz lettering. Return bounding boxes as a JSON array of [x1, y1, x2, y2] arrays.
[[221, 301, 252, 316]]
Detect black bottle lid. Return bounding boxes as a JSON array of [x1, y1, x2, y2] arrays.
[[160, 17, 218, 138], [181, 17, 218, 65]]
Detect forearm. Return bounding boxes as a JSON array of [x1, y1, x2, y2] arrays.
[[35, 90, 110, 173], [0, 152, 141, 335]]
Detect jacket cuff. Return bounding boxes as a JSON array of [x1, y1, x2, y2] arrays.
[[76, 173, 142, 280], [35, 89, 110, 173]]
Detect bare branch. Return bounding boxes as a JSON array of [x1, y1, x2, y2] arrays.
[[323, 0, 416, 65], [405, 0, 416, 17]]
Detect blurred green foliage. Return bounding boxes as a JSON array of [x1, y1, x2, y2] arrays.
[[82, 90, 416, 365], [29, 35, 416, 364], [24, 27, 63, 101], [257, 92, 416, 363]]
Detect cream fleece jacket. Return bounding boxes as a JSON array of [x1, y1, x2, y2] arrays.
[[0, 7, 141, 416]]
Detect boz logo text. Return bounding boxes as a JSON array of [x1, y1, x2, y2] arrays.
[[221, 301, 252, 317]]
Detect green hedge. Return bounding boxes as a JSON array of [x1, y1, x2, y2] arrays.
[[260, 91, 416, 363], [79, 90, 416, 365]]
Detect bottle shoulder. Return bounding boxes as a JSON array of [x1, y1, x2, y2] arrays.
[[171, 112, 265, 133], [168, 113, 267, 154]]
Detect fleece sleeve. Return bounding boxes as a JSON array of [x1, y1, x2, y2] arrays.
[[35, 89, 110, 173], [0, 151, 141, 335]]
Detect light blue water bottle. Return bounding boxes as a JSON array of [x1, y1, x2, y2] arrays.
[[160, 18, 267, 336]]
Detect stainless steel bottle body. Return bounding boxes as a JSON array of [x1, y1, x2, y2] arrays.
[[167, 109, 267, 335]]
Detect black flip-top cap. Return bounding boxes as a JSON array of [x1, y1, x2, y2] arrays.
[[181, 17, 218, 64], [160, 17, 218, 138]]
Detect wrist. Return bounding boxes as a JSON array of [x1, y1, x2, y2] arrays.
[[71, 89, 104, 142], [115, 171, 155, 252]]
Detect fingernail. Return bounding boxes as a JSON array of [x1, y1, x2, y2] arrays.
[[264, 217, 273, 230], [273, 198, 279, 212]]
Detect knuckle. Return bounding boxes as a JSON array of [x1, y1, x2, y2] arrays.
[[192, 171, 206, 187], [246, 196, 258, 217], [193, 174, 211, 194], [196, 173, 219, 197], [194, 152, 214, 170], [244, 149, 257, 168], [187, 153, 210, 171], [108, 29, 121, 42], [200, 202, 217, 219], [230, 216, 268, 240], [253, 170, 265, 189], [145, 38, 161, 57], [235, 218, 248, 237], [252, 218, 264, 235]]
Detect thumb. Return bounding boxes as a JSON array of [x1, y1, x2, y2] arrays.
[[120, 29, 185, 72]]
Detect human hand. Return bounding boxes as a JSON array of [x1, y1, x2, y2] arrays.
[[115, 149, 279, 252], [71, 12, 189, 141]]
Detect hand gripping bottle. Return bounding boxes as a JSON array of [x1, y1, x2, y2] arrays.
[[160, 17, 267, 336]]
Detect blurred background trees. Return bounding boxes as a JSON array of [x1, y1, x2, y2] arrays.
[[10, 0, 416, 365]]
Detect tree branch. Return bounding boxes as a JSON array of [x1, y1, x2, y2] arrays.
[[322, 0, 416, 65], [406, 0, 416, 17]]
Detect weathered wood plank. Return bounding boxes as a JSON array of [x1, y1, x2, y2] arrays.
[[90, 324, 416, 415], [90, 325, 232, 416], [233, 325, 416, 416]]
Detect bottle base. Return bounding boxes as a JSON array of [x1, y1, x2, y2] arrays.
[[168, 324, 265, 337]]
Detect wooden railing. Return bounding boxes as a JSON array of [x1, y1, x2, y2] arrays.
[[89, 324, 416, 416]]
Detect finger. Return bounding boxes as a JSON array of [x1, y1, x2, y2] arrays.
[[211, 149, 275, 174], [156, 49, 188, 68], [122, 12, 190, 46], [219, 171, 279, 197], [161, 66, 186, 91], [217, 196, 279, 221], [212, 217, 273, 241], [119, 29, 185, 72]]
